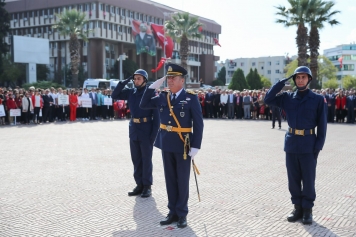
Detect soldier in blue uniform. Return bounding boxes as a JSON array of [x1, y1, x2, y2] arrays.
[[140, 63, 204, 228], [112, 69, 159, 198], [264, 66, 327, 225]]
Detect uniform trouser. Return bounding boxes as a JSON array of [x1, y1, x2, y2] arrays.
[[129, 139, 153, 186], [346, 108, 355, 123], [227, 103, 235, 118], [42, 106, 50, 122], [286, 153, 317, 209], [244, 105, 250, 118], [162, 151, 191, 217], [272, 110, 281, 127]]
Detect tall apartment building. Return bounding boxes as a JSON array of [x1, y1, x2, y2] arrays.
[[323, 44, 356, 87], [224, 56, 295, 85], [4, 0, 221, 84]]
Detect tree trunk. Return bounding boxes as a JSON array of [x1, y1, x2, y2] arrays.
[[69, 35, 80, 88], [309, 26, 320, 89], [179, 35, 189, 70], [296, 24, 308, 67]]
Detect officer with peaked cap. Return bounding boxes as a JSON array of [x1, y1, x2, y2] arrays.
[[264, 66, 327, 225], [140, 63, 204, 228], [112, 69, 160, 198]]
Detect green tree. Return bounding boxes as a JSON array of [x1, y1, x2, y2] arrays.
[[252, 68, 263, 89], [261, 76, 272, 88], [217, 66, 226, 84], [63, 63, 87, 87], [212, 79, 224, 86], [322, 78, 338, 89], [246, 68, 253, 89], [37, 64, 50, 81], [165, 12, 203, 70], [285, 56, 337, 88], [0, 0, 10, 81], [275, 0, 311, 67], [229, 68, 248, 91], [308, 0, 340, 89], [52, 9, 89, 88], [22, 81, 65, 90], [113, 58, 139, 80], [342, 75, 356, 89], [0, 55, 25, 86]]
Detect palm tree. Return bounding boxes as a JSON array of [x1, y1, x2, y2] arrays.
[[52, 9, 89, 88], [165, 12, 203, 70], [308, 0, 340, 89], [275, 0, 311, 67]]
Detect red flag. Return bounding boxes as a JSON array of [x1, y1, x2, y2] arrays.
[[151, 23, 174, 58], [151, 57, 167, 73], [213, 38, 221, 47], [338, 56, 343, 69]]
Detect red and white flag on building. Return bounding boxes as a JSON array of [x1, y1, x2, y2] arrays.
[[338, 56, 343, 69], [151, 23, 174, 58], [213, 38, 221, 47]]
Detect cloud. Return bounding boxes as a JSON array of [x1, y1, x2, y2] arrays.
[[349, 6, 356, 12]]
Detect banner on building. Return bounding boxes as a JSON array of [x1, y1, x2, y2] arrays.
[[131, 20, 156, 56], [150, 24, 174, 58]]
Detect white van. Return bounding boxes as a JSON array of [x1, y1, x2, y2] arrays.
[[82, 79, 133, 91]]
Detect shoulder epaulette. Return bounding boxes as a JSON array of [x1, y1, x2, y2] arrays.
[[186, 90, 197, 95]]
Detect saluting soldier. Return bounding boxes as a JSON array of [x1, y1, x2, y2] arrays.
[[140, 63, 204, 228], [112, 69, 160, 198], [264, 66, 327, 225]]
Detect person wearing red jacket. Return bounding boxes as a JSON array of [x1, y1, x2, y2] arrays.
[[31, 90, 43, 124], [69, 90, 78, 121], [6, 92, 17, 125], [335, 90, 346, 123]]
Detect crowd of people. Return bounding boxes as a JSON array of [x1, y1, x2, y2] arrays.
[[195, 87, 356, 124], [0, 86, 129, 125], [0, 86, 355, 126]]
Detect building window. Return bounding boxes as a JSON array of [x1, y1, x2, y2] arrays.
[[111, 7, 115, 14], [268, 61, 271, 65], [252, 62, 256, 66], [275, 69, 280, 73], [113, 25, 117, 31], [118, 25, 122, 32], [108, 23, 112, 30], [261, 66, 264, 70], [148, 16, 152, 22], [99, 4, 103, 11], [106, 5, 109, 12], [241, 62, 244, 66], [130, 11, 134, 18], [276, 61, 280, 65], [267, 70, 271, 74], [122, 9, 126, 17], [117, 8, 120, 15], [140, 14, 143, 21], [92, 3, 96, 10], [103, 22, 107, 29]]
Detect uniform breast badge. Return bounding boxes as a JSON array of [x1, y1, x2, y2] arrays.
[[180, 112, 185, 117]]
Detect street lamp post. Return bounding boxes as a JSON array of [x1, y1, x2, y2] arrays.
[[117, 53, 127, 80]]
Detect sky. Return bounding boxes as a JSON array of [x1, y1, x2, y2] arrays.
[[152, 0, 356, 62]]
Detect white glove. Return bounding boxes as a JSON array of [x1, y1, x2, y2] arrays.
[[188, 148, 199, 160], [149, 76, 166, 89]]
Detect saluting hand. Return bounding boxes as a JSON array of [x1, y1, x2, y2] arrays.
[[149, 76, 166, 89], [280, 75, 294, 84], [122, 76, 133, 85]]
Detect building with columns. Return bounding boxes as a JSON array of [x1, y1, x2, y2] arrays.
[[4, 0, 221, 85]]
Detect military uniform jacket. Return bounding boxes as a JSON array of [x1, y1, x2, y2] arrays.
[[264, 80, 327, 153], [140, 88, 204, 153], [112, 82, 159, 141]]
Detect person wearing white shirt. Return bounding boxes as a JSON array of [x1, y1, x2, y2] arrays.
[[81, 88, 90, 120], [220, 90, 228, 118]]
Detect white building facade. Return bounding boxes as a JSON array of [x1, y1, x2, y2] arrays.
[[224, 56, 295, 86], [323, 44, 356, 87]]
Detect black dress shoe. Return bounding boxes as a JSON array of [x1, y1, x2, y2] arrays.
[[160, 214, 179, 225], [302, 208, 313, 225], [141, 185, 151, 198], [271, 126, 275, 129], [177, 216, 187, 228], [287, 205, 303, 222], [128, 185, 143, 196]]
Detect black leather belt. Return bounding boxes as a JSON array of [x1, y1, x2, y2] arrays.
[[288, 127, 315, 136], [131, 117, 150, 123]]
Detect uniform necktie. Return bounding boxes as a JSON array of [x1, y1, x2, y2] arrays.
[[171, 93, 176, 104]]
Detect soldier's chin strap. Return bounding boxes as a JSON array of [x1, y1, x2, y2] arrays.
[[134, 81, 146, 89]]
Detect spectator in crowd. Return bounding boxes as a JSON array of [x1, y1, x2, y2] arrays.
[[325, 88, 335, 123], [258, 91, 266, 119], [346, 89, 356, 124], [235, 91, 243, 119], [227, 90, 235, 119], [213, 89, 221, 118], [6, 92, 18, 125], [220, 90, 228, 119], [31, 89, 43, 124], [251, 91, 259, 120], [22, 91, 34, 125], [198, 91, 205, 118], [69, 90, 78, 122], [89, 88, 98, 120], [42, 89, 53, 123], [243, 91, 252, 119], [335, 90, 346, 123], [96, 89, 103, 119], [14, 92, 22, 123], [205, 89, 214, 118], [81, 88, 90, 121]]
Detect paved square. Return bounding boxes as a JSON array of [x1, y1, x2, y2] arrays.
[[0, 119, 355, 237]]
